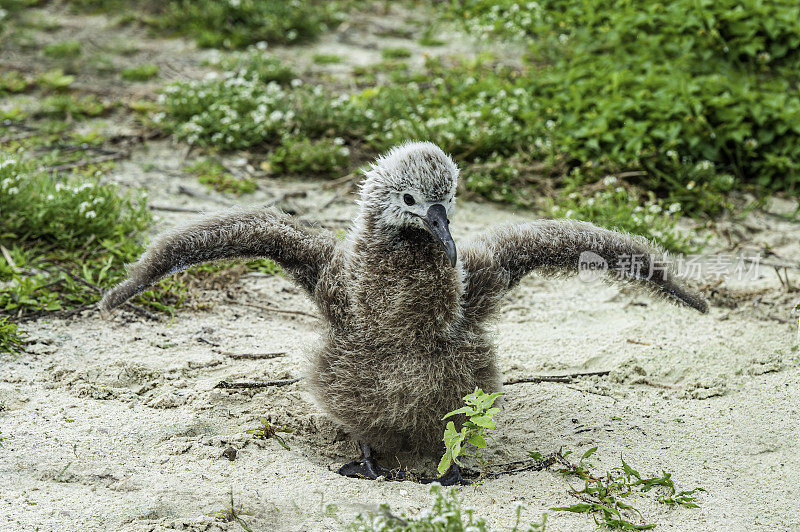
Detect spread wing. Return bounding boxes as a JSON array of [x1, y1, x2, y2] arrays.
[[459, 219, 708, 322], [100, 205, 336, 311]]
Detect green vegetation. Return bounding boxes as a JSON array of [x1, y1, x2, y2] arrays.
[[0, 71, 30, 94], [381, 47, 412, 59], [42, 39, 82, 59], [246, 418, 294, 450], [71, 0, 347, 50], [120, 63, 159, 81], [544, 447, 704, 529], [447, 0, 800, 193], [186, 158, 256, 195], [0, 316, 27, 355], [349, 484, 547, 532], [313, 53, 343, 65], [39, 94, 107, 119], [152, 1, 799, 250], [213, 48, 297, 84], [267, 136, 351, 177], [0, 153, 150, 318], [438, 388, 502, 475]]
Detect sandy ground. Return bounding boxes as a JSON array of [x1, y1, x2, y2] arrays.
[[2, 5, 800, 532]]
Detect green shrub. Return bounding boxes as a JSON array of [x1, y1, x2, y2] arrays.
[[381, 47, 411, 59], [42, 40, 82, 59], [213, 50, 296, 84], [0, 70, 29, 94], [448, 0, 800, 192], [268, 136, 350, 177], [0, 155, 148, 248], [313, 53, 342, 65], [0, 317, 26, 355], [40, 94, 106, 119], [120, 63, 159, 81], [186, 158, 256, 194], [0, 152, 151, 316]]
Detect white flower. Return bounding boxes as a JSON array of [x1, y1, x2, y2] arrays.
[[666, 149, 678, 159], [745, 138, 758, 149], [55, 183, 65, 192], [78, 201, 90, 213], [286, 29, 298, 41], [7, 187, 18, 195], [85, 210, 96, 219], [290, 78, 302, 88], [686, 181, 695, 190], [333, 137, 344, 145], [558, 33, 569, 44], [92, 197, 104, 204], [46, 194, 55, 201], [648, 204, 662, 214], [256, 41, 268, 50], [338, 147, 350, 157], [1, 177, 12, 189], [545, 119, 556, 129], [602, 175, 617, 186], [668, 202, 681, 214], [269, 110, 284, 121]]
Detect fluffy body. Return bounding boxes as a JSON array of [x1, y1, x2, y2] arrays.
[[101, 141, 707, 456]]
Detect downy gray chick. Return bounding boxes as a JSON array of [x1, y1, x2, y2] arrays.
[[101, 141, 707, 483]]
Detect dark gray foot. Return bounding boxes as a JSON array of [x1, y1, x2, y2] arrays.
[[421, 463, 468, 486], [337, 442, 411, 481], [337, 442, 470, 485]]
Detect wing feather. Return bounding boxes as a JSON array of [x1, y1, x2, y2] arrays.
[[100, 205, 336, 311]]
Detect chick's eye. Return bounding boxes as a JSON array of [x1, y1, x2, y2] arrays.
[[403, 194, 415, 206]]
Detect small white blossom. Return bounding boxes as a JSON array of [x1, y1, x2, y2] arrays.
[[7, 187, 18, 195], [290, 78, 302, 88], [46, 194, 55, 201], [79, 201, 90, 213], [333, 137, 344, 145], [85, 210, 97, 219]]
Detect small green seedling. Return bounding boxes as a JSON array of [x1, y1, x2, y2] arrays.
[[548, 447, 705, 530], [438, 387, 502, 475], [246, 417, 294, 450]]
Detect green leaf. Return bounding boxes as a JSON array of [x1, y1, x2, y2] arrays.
[[581, 446, 598, 462], [467, 433, 487, 448], [470, 415, 496, 429], [442, 406, 473, 420]]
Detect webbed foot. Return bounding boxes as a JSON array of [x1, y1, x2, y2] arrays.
[[337, 442, 470, 485], [337, 442, 410, 481]]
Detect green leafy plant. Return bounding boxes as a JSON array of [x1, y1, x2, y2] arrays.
[[547, 447, 704, 530], [73, 0, 348, 50], [381, 47, 412, 59], [120, 64, 159, 81], [438, 388, 503, 475], [186, 158, 256, 195], [246, 417, 294, 450], [349, 484, 546, 532], [268, 136, 351, 177], [39, 94, 106, 119], [42, 40, 82, 59], [0, 316, 27, 355], [313, 53, 343, 65]]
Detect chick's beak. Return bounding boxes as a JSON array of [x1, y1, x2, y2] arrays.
[[423, 203, 457, 267]]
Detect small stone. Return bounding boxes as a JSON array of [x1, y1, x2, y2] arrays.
[[222, 446, 238, 461]]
